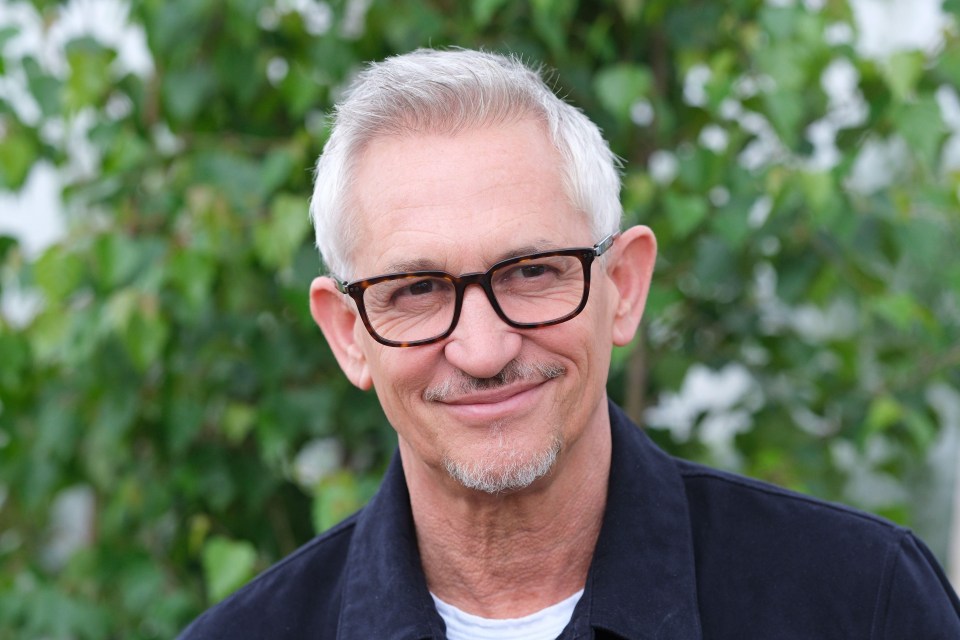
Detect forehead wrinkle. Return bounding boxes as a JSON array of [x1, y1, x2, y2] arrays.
[[381, 257, 445, 274], [358, 138, 564, 221], [494, 239, 564, 262], [378, 238, 565, 276], [377, 175, 545, 220]]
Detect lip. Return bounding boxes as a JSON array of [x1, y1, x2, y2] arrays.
[[435, 380, 548, 422]]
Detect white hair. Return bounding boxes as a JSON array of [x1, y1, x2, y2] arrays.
[[309, 48, 623, 279]]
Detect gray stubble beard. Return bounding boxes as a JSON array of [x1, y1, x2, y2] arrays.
[[443, 431, 562, 494], [429, 360, 567, 495]]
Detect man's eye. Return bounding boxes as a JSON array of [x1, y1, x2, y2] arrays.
[[407, 279, 435, 295], [519, 264, 547, 278]]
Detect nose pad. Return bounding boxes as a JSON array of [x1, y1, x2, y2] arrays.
[[443, 285, 522, 379]]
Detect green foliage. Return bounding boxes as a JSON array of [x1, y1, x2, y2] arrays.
[[1, 0, 958, 636], [201, 536, 257, 604]]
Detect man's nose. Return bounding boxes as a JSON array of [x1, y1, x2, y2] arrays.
[[443, 285, 522, 379]]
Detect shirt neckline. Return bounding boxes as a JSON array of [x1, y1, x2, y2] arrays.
[[430, 589, 585, 640]]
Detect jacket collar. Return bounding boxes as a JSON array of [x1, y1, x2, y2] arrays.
[[574, 400, 702, 639], [338, 399, 702, 639], [337, 456, 444, 640]]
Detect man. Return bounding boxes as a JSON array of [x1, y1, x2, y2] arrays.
[[181, 48, 960, 639]]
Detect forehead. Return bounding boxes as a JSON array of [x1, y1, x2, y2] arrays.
[[346, 119, 590, 276]]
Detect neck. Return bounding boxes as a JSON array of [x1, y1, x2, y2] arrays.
[[401, 412, 611, 619]]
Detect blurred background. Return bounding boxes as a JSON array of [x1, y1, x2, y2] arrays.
[[1, 0, 959, 636]]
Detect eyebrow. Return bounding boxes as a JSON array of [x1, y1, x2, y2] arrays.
[[380, 240, 563, 275]]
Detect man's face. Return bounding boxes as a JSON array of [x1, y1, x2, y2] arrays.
[[341, 118, 622, 493]]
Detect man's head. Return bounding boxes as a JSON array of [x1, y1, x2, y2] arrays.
[[309, 49, 656, 495], [310, 48, 623, 280]]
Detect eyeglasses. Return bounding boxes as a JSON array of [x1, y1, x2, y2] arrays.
[[334, 233, 618, 347]]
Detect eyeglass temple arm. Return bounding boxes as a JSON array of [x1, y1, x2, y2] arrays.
[[593, 232, 620, 257]]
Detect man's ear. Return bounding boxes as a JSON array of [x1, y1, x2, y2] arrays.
[[309, 277, 373, 390], [606, 225, 657, 347]]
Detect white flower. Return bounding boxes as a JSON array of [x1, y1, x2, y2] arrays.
[[267, 57, 290, 85], [851, 0, 948, 61], [630, 100, 655, 126], [699, 125, 729, 153], [683, 64, 711, 107], [846, 135, 910, 195], [709, 186, 731, 207], [824, 22, 854, 46], [748, 195, 773, 228], [648, 150, 679, 185], [293, 438, 344, 488]]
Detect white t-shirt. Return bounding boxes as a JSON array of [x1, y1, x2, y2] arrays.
[[430, 589, 584, 640]]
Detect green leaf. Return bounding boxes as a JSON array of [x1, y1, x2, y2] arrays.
[[0, 127, 39, 190], [102, 288, 139, 333], [194, 151, 264, 211], [903, 409, 936, 450], [92, 234, 142, 290], [64, 36, 116, 110], [757, 43, 807, 92], [162, 64, 217, 122], [616, 0, 645, 23], [937, 40, 960, 87], [764, 89, 804, 149], [594, 64, 652, 124], [121, 296, 169, 371], [23, 57, 62, 118], [472, 0, 510, 26], [531, 0, 577, 57], [311, 471, 363, 533], [0, 234, 17, 264], [258, 148, 297, 197], [0, 25, 18, 52], [759, 6, 797, 40], [166, 392, 204, 454], [167, 248, 216, 314], [222, 402, 256, 444], [0, 331, 29, 391], [201, 536, 257, 604], [869, 292, 922, 331], [892, 96, 946, 168], [866, 396, 903, 435], [84, 391, 138, 487], [28, 307, 69, 364], [881, 51, 926, 102], [279, 62, 323, 118], [692, 236, 741, 300], [32, 246, 84, 302], [664, 192, 708, 239], [35, 391, 78, 462], [253, 194, 311, 269]]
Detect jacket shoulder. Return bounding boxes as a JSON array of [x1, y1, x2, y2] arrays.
[[676, 457, 900, 532], [177, 512, 360, 640], [675, 458, 960, 638]]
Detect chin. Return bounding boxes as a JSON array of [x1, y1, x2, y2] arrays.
[[442, 432, 562, 494]]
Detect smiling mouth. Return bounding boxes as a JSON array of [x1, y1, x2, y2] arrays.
[[441, 380, 544, 406], [435, 380, 551, 423], [423, 359, 566, 404]]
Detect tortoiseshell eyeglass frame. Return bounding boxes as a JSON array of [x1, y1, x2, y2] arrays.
[[333, 233, 619, 348]]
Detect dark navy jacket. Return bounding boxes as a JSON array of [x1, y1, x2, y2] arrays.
[[180, 401, 960, 639]]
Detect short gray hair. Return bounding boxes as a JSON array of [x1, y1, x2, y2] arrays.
[[309, 48, 622, 278]]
